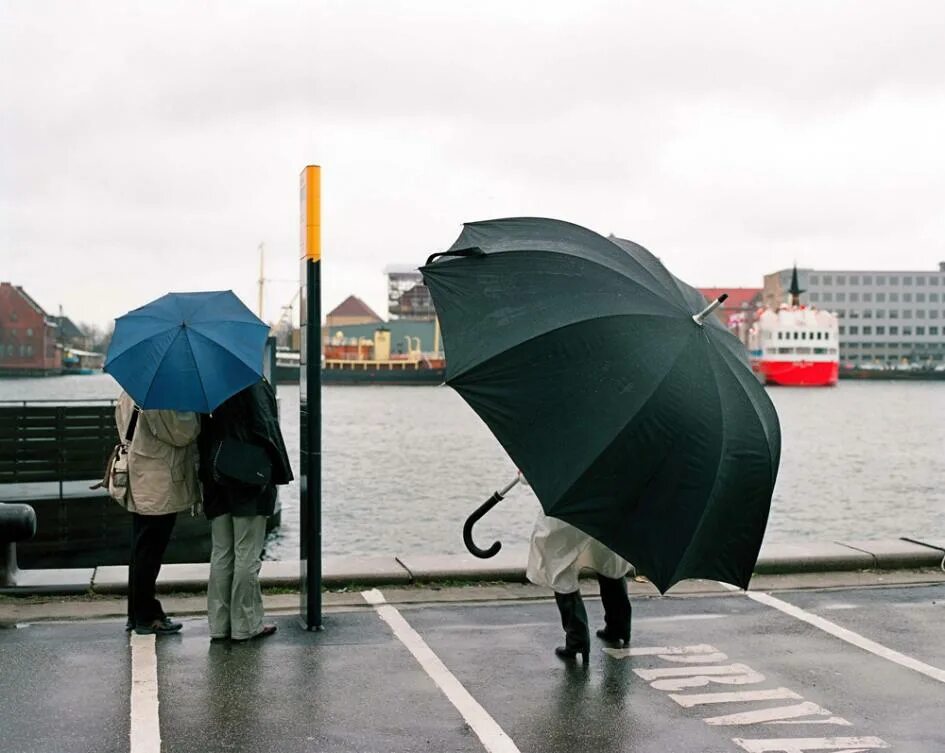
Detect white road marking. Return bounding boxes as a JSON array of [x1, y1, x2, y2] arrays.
[[621, 643, 882, 749], [437, 613, 724, 633], [732, 737, 889, 752], [362, 589, 521, 753], [727, 586, 945, 685], [704, 701, 851, 727], [130, 633, 161, 753], [670, 688, 803, 707], [635, 662, 766, 691]]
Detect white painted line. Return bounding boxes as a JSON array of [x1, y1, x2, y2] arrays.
[[670, 688, 803, 707], [704, 700, 851, 726], [732, 736, 888, 752], [726, 585, 945, 685], [130, 633, 161, 753], [362, 588, 521, 753]]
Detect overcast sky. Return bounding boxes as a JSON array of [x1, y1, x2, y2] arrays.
[[3, 0, 945, 329]]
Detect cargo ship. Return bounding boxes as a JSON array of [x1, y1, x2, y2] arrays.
[[748, 268, 840, 386], [321, 327, 445, 385]]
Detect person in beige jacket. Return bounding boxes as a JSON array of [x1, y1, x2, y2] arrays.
[[116, 391, 200, 635]]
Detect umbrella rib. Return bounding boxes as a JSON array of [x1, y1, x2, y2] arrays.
[[457, 219, 690, 310], [664, 339, 729, 589], [543, 324, 699, 516], [140, 328, 185, 408], [185, 290, 232, 322], [510, 246, 692, 315], [711, 337, 781, 486], [448, 311, 681, 384], [186, 320, 268, 372], [182, 328, 210, 412], [105, 320, 180, 364]]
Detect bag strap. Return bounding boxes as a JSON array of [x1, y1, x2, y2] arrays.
[[125, 406, 141, 444]]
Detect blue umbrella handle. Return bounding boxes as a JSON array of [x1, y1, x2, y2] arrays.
[[462, 474, 522, 559]]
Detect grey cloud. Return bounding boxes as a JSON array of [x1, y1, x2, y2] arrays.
[[4, 0, 945, 327]]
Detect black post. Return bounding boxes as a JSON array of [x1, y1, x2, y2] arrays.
[[299, 165, 322, 629]]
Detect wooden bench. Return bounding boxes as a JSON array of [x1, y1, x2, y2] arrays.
[[0, 401, 211, 569]]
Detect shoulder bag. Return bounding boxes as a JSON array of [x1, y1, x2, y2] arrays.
[[211, 438, 272, 487], [91, 406, 140, 508]]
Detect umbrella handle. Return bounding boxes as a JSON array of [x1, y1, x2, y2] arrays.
[[462, 474, 522, 559], [425, 246, 485, 266]]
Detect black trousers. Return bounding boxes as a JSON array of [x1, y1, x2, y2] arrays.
[[128, 512, 177, 626]]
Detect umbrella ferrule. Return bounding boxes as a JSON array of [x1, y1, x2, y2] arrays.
[[693, 294, 728, 326]]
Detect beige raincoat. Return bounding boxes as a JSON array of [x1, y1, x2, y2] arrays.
[[526, 512, 632, 594], [115, 392, 201, 515]]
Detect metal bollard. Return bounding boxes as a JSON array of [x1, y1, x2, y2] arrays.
[[0, 503, 38, 587]]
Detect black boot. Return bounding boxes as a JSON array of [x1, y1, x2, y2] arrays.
[[553, 591, 590, 662], [595, 574, 631, 646]]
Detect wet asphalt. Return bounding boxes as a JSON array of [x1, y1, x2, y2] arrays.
[[1, 582, 943, 753]]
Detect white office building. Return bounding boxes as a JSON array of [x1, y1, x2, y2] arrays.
[[763, 263, 945, 365]]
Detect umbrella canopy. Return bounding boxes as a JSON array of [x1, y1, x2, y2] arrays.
[[421, 217, 781, 593], [105, 290, 269, 412]]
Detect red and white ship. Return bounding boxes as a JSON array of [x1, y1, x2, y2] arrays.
[[747, 268, 839, 387]]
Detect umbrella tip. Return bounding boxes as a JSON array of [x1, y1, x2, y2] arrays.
[[693, 294, 728, 326]]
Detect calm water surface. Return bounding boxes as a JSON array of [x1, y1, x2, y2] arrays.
[[2, 375, 943, 558]]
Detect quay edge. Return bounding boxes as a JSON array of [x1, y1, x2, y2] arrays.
[[1, 537, 943, 597]]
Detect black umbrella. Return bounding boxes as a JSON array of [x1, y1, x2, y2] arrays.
[[421, 217, 781, 593]]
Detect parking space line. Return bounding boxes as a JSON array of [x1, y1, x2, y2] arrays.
[[727, 585, 945, 685], [130, 632, 161, 753], [362, 588, 521, 753]]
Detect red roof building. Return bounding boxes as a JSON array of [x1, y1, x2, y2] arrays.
[[325, 295, 384, 328], [697, 287, 763, 328], [0, 282, 63, 375]]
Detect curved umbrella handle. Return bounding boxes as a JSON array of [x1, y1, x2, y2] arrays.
[[425, 246, 485, 266], [462, 474, 522, 559]]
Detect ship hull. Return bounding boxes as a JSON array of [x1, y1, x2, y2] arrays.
[[752, 359, 839, 387], [321, 366, 445, 385]]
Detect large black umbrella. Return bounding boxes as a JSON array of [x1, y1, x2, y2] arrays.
[[420, 217, 780, 593]]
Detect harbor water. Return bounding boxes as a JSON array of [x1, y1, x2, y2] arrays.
[[2, 374, 944, 559]]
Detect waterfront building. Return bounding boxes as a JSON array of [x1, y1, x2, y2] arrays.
[[325, 295, 384, 328], [763, 263, 945, 364], [51, 315, 90, 350], [384, 264, 436, 320], [697, 287, 763, 328], [0, 282, 63, 376]]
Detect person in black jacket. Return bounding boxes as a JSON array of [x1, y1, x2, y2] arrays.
[[198, 378, 293, 642]]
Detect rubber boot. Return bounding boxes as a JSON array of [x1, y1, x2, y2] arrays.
[[553, 591, 590, 662], [596, 574, 631, 646]]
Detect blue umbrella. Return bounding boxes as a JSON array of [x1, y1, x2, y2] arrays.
[[105, 290, 270, 412]]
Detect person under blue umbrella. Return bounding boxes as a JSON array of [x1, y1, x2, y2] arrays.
[[104, 290, 270, 636]]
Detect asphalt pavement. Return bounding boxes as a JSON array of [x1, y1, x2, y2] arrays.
[[1, 576, 943, 753]]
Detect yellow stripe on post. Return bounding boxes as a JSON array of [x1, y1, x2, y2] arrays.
[[300, 165, 321, 261]]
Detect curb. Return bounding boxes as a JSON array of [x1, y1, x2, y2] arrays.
[[2, 537, 943, 596]]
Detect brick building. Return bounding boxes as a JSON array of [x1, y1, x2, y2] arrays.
[[0, 283, 62, 375]]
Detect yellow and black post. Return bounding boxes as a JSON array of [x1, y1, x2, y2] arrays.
[[299, 165, 322, 629]]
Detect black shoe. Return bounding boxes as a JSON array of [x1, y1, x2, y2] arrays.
[[596, 627, 630, 646], [134, 618, 183, 635], [555, 645, 590, 662], [125, 621, 134, 632]]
